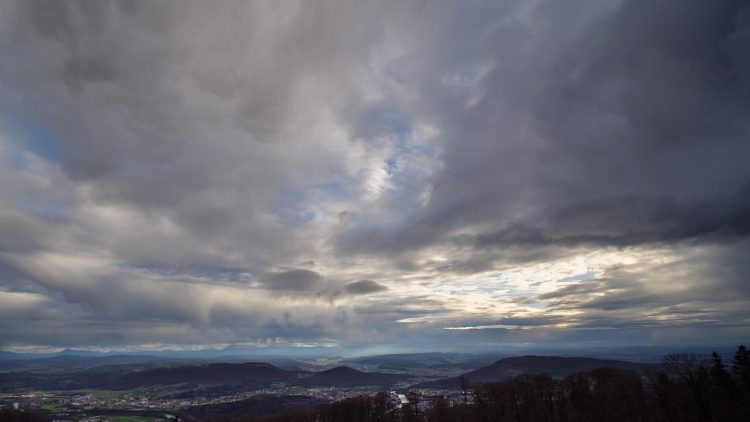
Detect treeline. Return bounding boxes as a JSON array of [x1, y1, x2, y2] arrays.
[[211, 344, 750, 422], [0, 408, 49, 422]]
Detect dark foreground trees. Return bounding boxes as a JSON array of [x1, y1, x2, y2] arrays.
[[472, 369, 648, 422], [651, 346, 750, 422], [209, 344, 750, 422], [0, 408, 49, 422]]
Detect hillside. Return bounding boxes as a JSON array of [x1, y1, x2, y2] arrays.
[[344, 352, 503, 372], [0, 360, 408, 392], [299, 366, 400, 387], [419, 355, 651, 389], [119, 362, 295, 388]]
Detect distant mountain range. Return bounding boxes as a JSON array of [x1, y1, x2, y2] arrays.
[[0, 351, 306, 372], [1, 344, 733, 364], [0, 353, 175, 371], [343, 352, 505, 372], [121, 362, 295, 387], [122, 362, 404, 389], [1, 354, 658, 393], [419, 355, 653, 389], [0, 345, 334, 361], [0, 360, 406, 392], [299, 365, 402, 387]]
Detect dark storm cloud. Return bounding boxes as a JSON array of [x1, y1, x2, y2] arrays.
[[351, 296, 450, 320], [344, 279, 388, 295], [473, 184, 750, 249], [259, 269, 323, 292], [335, 0, 750, 261]]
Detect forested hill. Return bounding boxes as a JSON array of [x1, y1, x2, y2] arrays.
[[299, 366, 401, 387], [419, 355, 651, 389], [0, 361, 406, 391]]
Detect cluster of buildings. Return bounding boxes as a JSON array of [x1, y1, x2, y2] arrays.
[[1, 384, 470, 420]]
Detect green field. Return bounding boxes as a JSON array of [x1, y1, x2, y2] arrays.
[[82, 388, 126, 399], [80, 383, 188, 400], [39, 403, 63, 412]]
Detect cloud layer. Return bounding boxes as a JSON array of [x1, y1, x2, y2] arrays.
[[1, 0, 749, 352]]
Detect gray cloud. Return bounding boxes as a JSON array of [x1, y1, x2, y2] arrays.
[[260, 269, 323, 292], [0, 0, 749, 351], [334, 0, 750, 260], [473, 184, 750, 249], [344, 280, 388, 295]]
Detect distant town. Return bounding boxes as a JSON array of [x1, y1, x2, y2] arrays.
[[2, 346, 749, 421]]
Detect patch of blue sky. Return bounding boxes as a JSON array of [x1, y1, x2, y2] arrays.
[[558, 271, 598, 283], [356, 105, 412, 145], [445, 274, 514, 298], [497, 289, 529, 299], [312, 181, 349, 200], [299, 209, 316, 223], [409, 141, 439, 157], [475, 284, 504, 293], [129, 262, 253, 282], [463, 273, 542, 301], [363, 107, 440, 196], [9, 112, 64, 164], [388, 135, 439, 176], [368, 105, 411, 137], [362, 105, 418, 147], [385, 113, 411, 136], [276, 180, 350, 210], [385, 156, 398, 175], [20, 197, 70, 223], [274, 207, 318, 229], [271, 180, 350, 228]]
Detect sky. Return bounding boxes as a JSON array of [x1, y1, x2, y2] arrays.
[[0, 0, 749, 354]]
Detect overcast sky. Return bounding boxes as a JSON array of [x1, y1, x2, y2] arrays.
[[1, 0, 749, 354]]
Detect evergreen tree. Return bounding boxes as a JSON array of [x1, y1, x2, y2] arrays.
[[732, 344, 750, 391], [692, 364, 712, 420], [710, 351, 735, 397]]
